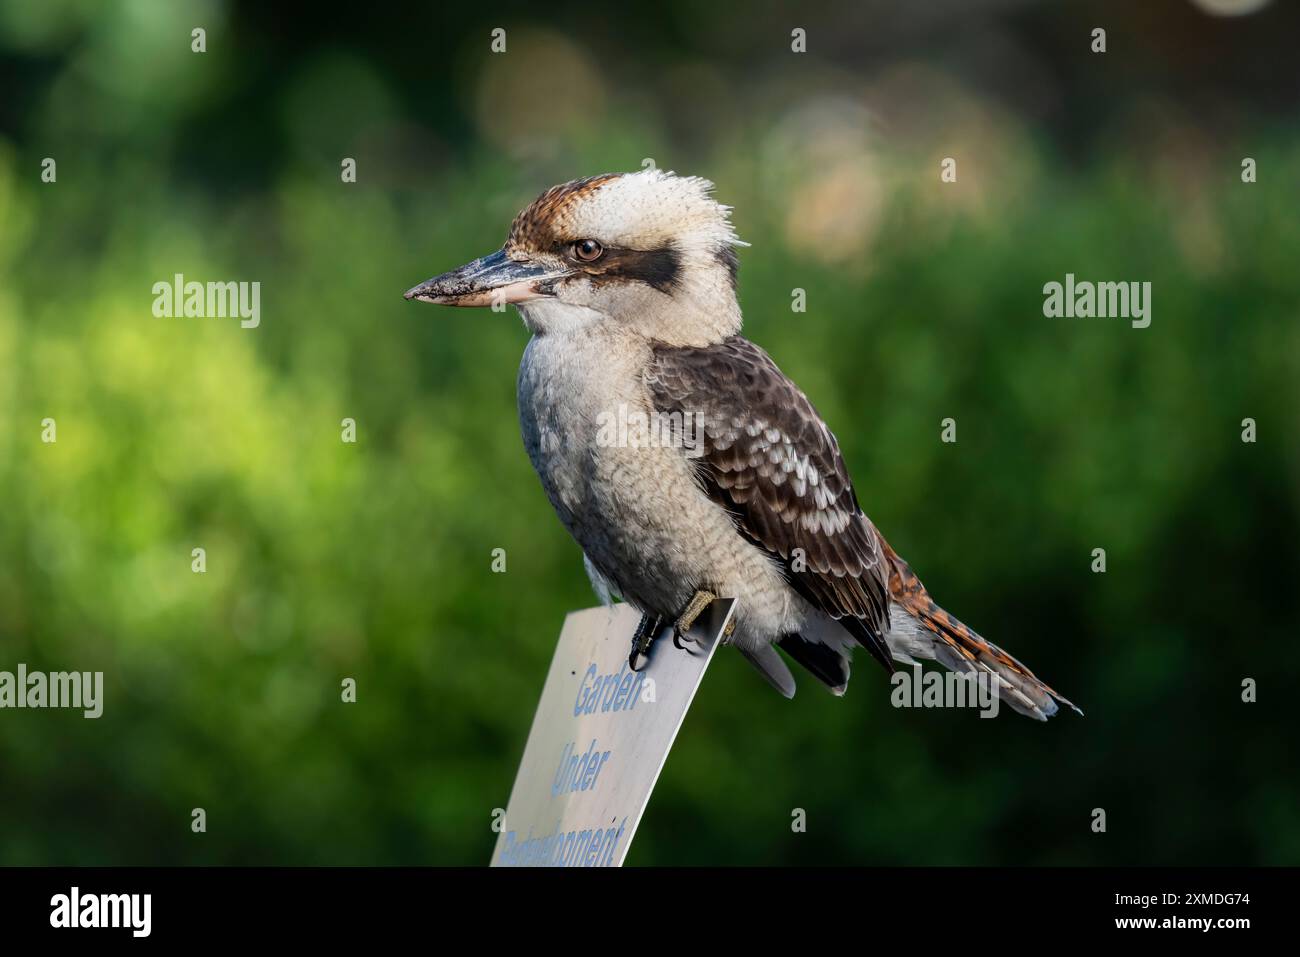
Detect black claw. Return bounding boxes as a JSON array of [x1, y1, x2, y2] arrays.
[[629, 613, 663, 672], [673, 629, 699, 653]]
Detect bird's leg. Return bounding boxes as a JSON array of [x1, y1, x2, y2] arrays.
[[673, 589, 717, 650], [628, 612, 663, 672]]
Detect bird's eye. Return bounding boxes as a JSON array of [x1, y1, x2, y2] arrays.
[[571, 239, 604, 263]]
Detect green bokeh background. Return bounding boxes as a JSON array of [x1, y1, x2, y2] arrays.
[[1, 0, 1297, 865]]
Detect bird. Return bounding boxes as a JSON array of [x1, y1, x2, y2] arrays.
[[405, 169, 1079, 720]]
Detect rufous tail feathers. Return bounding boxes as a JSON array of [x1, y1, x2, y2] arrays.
[[880, 539, 1081, 721]]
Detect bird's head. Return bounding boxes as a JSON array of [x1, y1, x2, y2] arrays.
[[405, 169, 746, 344]]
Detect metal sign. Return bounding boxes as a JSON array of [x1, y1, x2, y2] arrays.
[[491, 599, 735, 867]]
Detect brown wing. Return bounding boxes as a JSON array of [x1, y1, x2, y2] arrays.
[[647, 336, 893, 671]]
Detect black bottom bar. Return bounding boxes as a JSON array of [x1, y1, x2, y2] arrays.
[[0, 866, 1287, 942]]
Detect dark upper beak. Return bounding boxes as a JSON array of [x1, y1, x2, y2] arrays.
[[403, 249, 564, 307]]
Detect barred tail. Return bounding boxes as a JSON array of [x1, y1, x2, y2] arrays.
[[881, 544, 1081, 722]]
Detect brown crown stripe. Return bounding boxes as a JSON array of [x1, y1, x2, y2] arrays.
[[508, 173, 622, 249]]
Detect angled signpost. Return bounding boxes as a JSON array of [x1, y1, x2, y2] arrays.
[[492, 599, 736, 867]]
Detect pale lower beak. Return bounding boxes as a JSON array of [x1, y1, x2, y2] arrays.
[[404, 249, 564, 307]]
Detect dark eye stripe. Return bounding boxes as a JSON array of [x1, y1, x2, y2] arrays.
[[714, 244, 739, 291], [558, 242, 682, 293]]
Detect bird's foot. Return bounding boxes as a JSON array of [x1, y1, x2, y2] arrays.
[[673, 589, 717, 651], [628, 612, 663, 672], [721, 615, 737, 645]]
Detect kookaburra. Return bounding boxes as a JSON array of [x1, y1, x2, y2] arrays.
[[406, 170, 1078, 720]]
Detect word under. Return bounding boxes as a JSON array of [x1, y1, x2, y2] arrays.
[[551, 738, 613, 797]]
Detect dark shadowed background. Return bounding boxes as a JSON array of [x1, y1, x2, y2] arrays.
[[0, 0, 1297, 865]]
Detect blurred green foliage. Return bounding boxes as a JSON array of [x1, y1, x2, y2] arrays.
[[0, 0, 1297, 865]]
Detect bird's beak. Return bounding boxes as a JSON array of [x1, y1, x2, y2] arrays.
[[403, 249, 563, 307]]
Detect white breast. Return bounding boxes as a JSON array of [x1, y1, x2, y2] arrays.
[[515, 319, 805, 648]]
